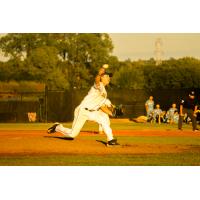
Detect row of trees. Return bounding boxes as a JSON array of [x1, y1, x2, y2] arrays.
[[0, 33, 118, 89], [112, 57, 200, 89], [1, 33, 200, 90]]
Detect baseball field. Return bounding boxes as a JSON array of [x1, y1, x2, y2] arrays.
[[0, 119, 200, 166]]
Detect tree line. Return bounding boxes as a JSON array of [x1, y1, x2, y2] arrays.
[[0, 33, 200, 90]]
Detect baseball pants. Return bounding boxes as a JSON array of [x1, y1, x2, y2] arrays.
[[178, 108, 197, 130], [55, 106, 114, 141]]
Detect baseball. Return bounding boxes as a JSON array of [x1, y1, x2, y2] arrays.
[[102, 64, 109, 69]]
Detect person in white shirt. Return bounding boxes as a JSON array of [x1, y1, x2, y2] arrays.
[[166, 103, 178, 124], [47, 66, 119, 146], [145, 96, 154, 120], [152, 104, 163, 124]]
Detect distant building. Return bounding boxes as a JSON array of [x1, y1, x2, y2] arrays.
[[154, 38, 164, 65]]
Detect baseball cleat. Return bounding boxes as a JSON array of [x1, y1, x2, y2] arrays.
[[107, 138, 120, 146], [47, 122, 60, 134]]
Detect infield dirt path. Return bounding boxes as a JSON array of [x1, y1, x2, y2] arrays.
[[0, 129, 200, 156]]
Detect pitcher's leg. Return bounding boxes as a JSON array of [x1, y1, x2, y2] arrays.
[[101, 123, 114, 141], [94, 112, 114, 141], [70, 108, 88, 137], [55, 124, 72, 136], [56, 108, 88, 138], [98, 124, 104, 134]]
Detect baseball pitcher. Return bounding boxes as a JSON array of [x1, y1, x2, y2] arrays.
[[47, 65, 119, 146]]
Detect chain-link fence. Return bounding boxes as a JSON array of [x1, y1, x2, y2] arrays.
[[0, 88, 198, 122], [0, 91, 46, 122]]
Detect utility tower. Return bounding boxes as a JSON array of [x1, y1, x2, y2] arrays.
[[154, 38, 164, 65]]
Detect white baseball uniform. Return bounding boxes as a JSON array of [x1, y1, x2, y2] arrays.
[[98, 99, 112, 133], [55, 82, 114, 141]]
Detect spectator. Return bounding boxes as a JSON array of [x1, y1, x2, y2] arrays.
[[152, 104, 163, 124], [166, 103, 178, 124], [173, 111, 179, 124], [145, 96, 154, 121]]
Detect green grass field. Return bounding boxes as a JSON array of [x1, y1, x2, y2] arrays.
[[1, 153, 200, 166], [0, 120, 195, 131], [0, 120, 200, 166]]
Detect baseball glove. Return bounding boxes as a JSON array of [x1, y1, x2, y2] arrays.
[[108, 105, 117, 118], [109, 104, 124, 118]]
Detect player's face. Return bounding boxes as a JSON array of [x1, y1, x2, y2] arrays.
[[172, 103, 176, 108], [156, 104, 160, 109], [149, 96, 153, 100], [101, 75, 110, 86], [189, 95, 195, 99]]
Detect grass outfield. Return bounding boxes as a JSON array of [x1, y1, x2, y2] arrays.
[[0, 119, 196, 131], [1, 153, 200, 166], [0, 120, 200, 166]]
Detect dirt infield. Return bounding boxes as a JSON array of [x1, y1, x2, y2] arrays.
[[0, 129, 200, 156]]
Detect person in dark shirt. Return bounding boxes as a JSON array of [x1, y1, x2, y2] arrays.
[[178, 91, 198, 131]]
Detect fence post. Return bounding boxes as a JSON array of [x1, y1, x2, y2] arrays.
[[45, 85, 48, 123]]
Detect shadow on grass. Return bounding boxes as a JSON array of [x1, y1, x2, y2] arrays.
[[44, 136, 74, 140], [96, 139, 134, 148]]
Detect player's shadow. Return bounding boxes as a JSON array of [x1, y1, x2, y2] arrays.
[[44, 136, 74, 140], [96, 140, 107, 146], [81, 131, 99, 134]]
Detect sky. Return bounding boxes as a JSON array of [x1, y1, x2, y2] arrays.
[[109, 33, 200, 61]]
